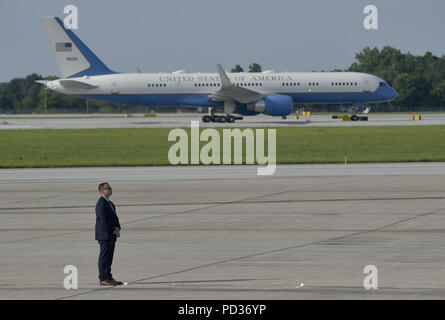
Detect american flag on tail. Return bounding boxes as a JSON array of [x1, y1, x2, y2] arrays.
[[55, 42, 72, 52]]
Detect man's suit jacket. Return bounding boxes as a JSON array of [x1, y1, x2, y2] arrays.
[[95, 197, 121, 241]]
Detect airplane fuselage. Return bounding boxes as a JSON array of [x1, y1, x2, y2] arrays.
[[46, 71, 398, 112]]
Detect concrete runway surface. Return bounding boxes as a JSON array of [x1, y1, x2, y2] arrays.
[[1, 113, 445, 129], [1, 163, 445, 299]]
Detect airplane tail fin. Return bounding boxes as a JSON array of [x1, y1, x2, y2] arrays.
[[40, 16, 117, 78]]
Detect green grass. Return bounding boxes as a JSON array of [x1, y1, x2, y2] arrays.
[[1, 126, 445, 168]]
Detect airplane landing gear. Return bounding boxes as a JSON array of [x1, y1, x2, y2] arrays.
[[201, 114, 242, 123]]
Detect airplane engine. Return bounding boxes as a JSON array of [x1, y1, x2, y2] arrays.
[[247, 95, 292, 116]]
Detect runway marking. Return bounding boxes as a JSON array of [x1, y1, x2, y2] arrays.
[[1, 196, 445, 212], [0, 193, 66, 206], [55, 207, 444, 300]]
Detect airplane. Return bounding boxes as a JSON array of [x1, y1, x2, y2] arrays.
[[37, 16, 398, 123]]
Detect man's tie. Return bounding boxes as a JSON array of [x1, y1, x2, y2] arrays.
[[108, 200, 115, 214]]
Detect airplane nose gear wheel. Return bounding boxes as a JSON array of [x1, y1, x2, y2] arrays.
[[226, 115, 235, 123], [202, 115, 212, 123]]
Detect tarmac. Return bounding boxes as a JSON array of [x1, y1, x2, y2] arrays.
[[1, 163, 445, 299], [1, 113, 445, 129]]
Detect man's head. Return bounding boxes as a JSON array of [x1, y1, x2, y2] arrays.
[[98, 182, 112, 199]]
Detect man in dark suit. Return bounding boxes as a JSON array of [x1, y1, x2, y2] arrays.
[[95, 182, 123, 286]]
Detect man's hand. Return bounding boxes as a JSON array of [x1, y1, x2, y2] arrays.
[[113, 227, 121, 238]]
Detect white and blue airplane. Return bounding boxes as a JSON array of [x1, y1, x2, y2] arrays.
[[38, 16, 398, 123]]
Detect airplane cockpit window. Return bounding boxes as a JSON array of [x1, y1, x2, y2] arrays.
[[379, 82, 388, 87]]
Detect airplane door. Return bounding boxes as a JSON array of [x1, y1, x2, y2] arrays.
[[111, 80, 119, 95]]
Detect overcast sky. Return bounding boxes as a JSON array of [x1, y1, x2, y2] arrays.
[[1, 0, 444, 82]]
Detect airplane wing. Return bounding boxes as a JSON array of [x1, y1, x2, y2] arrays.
[[210, 64, 263, 104], [59, 79, 99, 90]]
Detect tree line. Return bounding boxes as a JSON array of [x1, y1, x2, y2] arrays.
[[1, 46, 445, 114]]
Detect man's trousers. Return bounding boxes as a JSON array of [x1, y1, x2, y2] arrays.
[[98, 239, 116, 282]]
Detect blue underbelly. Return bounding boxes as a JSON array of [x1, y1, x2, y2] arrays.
[[80, 91, 379, 107]]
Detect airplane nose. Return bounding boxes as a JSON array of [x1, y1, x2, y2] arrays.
[[389, 87, 398, 100]]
